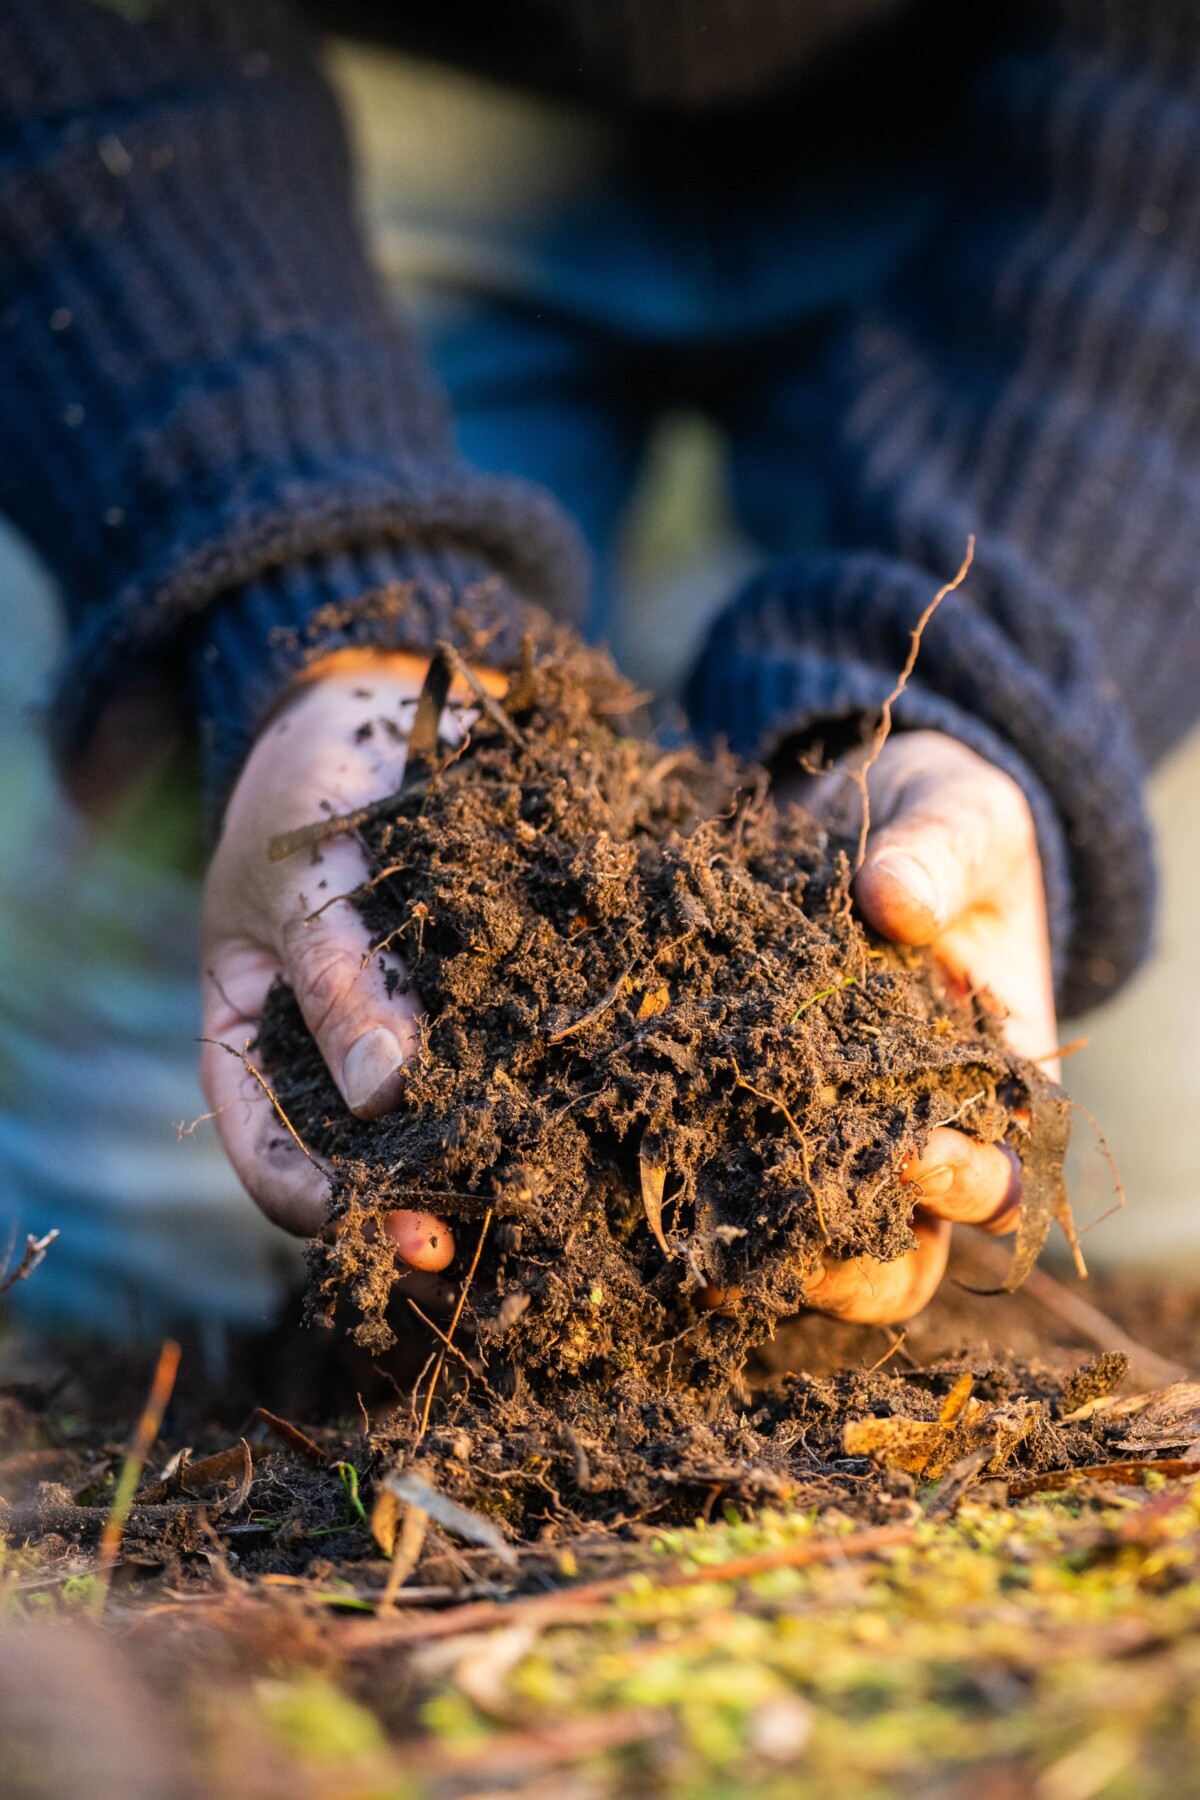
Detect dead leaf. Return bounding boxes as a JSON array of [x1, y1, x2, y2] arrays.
[[372, 1483, 402, 1557], [547, 972, 628, 1043], [210, 1439, 253, 1519], [639, 1126, 671, 1258], [938, 1373, 975, 1429], [636, 985, 670, 1022], [844, 1386, 1041, 1481], [1104, 1382, 1200, 1449], [383, 1471, 517, 1565]]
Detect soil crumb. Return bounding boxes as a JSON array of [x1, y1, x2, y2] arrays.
[[259, 637, 1071, 1530]]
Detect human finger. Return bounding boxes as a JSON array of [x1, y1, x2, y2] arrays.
[[899, 1126, 1021, 1235], [278, 833, 423, 1121], [200, 953, 333, 1235], [801, 1213, 951, 1324], [382, 1208, 456, 1272], [853, 733, 1033, 946]]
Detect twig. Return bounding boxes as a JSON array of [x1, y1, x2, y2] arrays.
[[731, 1059, 825, 1239], [853, 536, 975, 872], [1069, 1096, 1127, 1233], [730, 1060, 803, 1139], [268, 786, 414, 863], [339, 1523, 915, 1651], [1031, 1036, 1089, 1065], [435, 640, 526, 749], [201, 1038, 320, 1169], [1007, 1458, 1200, 1499], [865, 1329, 908, 1375], [791, 975, 857, 1024], [418, 1208, 493, 1440], [92, 1338, 181, 1610], [0, 1229, 59, 1299], [406, 1298, 498, 1394], [547, 971, 629, 1043], [252, 1406, 329, 1467], [937, 1089, 987, 1130]]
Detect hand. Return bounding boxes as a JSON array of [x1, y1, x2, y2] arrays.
[[792, 730, 1057, 1324], [200, 651, 460, 1271]]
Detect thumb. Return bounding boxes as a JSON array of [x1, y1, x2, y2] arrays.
[[852, 735, 1029, 945], [284, 904, 422, 1121], [278, 838, 422, 1120]]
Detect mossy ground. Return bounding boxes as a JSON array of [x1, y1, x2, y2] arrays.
[[3, 1260, 1200, 1800], [6, 1469, 1200, 1798]]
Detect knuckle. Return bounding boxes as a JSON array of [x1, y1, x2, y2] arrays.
[[286, 926, 359, 1037]]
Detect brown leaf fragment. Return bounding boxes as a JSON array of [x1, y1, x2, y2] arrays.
[[963, 1086, 1073, 1294], [372, 1483, 402, 1557], [1105, 1382, 1200, 1449], [636, 984, 670, 1021], [639, 1127, 671, 1257], [252, 1406, 328, 1467], [844, 1390, 1041, 1481], [383, 1471, 517, 1565], [378, 1502, 430, 1610], [938, 1373, 975, 1428], [210, 1440, 254, 1520], [547, 972, 628, 1043], [139, 1440, 272, 1503]]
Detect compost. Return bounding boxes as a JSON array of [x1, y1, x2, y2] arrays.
[[251, 636, 1072, 1528]]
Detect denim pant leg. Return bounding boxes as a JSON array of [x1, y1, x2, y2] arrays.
[[426, 297, 655, 637]]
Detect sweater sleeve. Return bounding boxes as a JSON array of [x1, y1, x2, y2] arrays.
[[686, 0, 1200, 1018], [0, 0, 586, 809]]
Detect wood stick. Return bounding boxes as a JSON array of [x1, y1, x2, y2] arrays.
[[92, 1339, 181, 1609], [339, 1522, 914, 1652]]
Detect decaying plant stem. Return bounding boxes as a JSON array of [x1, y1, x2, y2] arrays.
[[853, 536, 975, 872]]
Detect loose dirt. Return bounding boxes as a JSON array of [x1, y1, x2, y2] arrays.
[[251, 636, 1073, 1532]]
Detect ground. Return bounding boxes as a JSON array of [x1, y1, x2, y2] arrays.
[[3, 1238, 1200, 1800], [2, 645, 1195, 1798]]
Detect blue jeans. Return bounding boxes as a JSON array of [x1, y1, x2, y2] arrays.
[[0, 45, 944, 1339]]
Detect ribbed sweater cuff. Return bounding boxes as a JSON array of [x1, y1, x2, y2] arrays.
[[191, 542, 529, 820]]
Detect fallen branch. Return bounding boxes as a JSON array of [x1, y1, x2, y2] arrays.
[[0, 1499, 202, 1542], [1007, 1458, 1200, 1499]]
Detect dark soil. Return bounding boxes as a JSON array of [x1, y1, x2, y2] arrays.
[[252, 637, 1073, 1533]]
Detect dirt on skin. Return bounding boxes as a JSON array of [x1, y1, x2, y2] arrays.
[[256, 636, 1072, 1529]]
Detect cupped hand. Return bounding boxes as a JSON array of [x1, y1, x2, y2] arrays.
[[791, 729, 1058, 1325], [200, 651, 460, 1270]]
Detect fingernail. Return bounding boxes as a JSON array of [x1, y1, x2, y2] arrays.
[[342, 1027, 404, 1117], [869, 852, 941, 924], [913, 1164, 954, 1199], [983, 1144, 1023, 1228]]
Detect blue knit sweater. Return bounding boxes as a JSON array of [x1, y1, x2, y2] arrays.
[[1, 0, 1195, 1017]]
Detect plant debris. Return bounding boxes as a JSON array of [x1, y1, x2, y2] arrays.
[[255, 637, 1074, 1527]]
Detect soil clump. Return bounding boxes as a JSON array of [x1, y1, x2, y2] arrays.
[[259, 638, 1072, 1531]]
